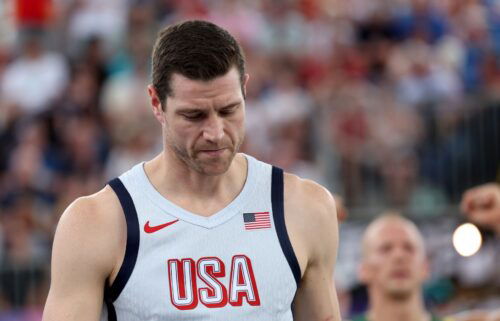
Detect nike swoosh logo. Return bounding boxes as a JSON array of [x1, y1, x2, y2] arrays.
[[144, 219, 179, 234]]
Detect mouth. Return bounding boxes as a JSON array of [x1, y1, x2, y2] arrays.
[[390, 270, 411, 279], [198, 148, 227, 157]]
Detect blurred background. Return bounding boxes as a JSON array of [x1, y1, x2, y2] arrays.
[[0, 0, 499, 319]]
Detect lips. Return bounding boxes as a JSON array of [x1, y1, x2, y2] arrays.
[[390, 270, 411, 279], [199, 148, 227, 156]]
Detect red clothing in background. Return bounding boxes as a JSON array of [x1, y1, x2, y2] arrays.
[[15, 0, 53, 26]]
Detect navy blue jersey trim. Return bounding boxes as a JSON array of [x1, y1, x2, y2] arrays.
[[271, 166, 301, 287], [105, 299, 117, 321], [105, 178, 140, 303]]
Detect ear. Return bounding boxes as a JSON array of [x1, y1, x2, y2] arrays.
[[148, 84, 165, 124], [242, 73, 250, 99]]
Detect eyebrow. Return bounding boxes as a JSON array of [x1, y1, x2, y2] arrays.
[[219, 101, 241, 110], [176, 101, 242, 114]]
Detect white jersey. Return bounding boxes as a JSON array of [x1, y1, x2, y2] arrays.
[[101, 154, 301, 321]]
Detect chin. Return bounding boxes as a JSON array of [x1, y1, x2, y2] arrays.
[[195, 151, 236, 175], [195, 158, 233, 176], [384, 283, 415, 300], [198, 164, 231, 176], [385, 288, 413, 300]]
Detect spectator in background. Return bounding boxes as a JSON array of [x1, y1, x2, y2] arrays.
[[14, 0, 53, 29], [461, 183, 500, 236], [1, 118, 52, 207], [353, 214, 500, 321], [390, 0, 449, 44], [0, 30, 67, 116], [0, 195, 47, 309], [100, 6, 160, 179], [353, 214, 439, 321], [62, 0, 129, 54]]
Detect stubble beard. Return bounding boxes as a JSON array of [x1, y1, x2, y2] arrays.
[[168, 134, 244, 176]]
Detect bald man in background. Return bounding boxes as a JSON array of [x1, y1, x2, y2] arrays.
[[350, 214, 499, 321], [352, 214, 444, 321]]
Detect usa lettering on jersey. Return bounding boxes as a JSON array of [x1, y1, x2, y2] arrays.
[[168, 255, 260, 310]]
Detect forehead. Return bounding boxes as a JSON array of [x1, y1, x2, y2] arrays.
[[365, 219, 424, 250], [168, 67, 243, 108]]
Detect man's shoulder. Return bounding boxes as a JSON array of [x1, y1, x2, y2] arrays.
[[56, 185, 124, 239], [48, 185, 127, 298], [282, 172, 338, 262], [283, 172, 336, 220], [65, 185, 121, 218]]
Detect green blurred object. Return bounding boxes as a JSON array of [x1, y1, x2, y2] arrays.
[[424, 278, 455, 305]]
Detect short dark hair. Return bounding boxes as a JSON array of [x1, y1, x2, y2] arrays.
[[152, 20, 246, 109]]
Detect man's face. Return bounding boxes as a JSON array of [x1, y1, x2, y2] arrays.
[[154, 67, 247, 176], [360, 219, 429, 300]]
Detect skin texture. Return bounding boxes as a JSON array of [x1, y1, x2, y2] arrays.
[[42, 187, 125, 321], [358, 215, 431, 321], [42, 67, 341, 321], [285, 174, 341, 321]]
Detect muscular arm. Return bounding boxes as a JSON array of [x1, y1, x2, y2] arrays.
[[285, 175, 341, 321], [43, 188, 124, 321]]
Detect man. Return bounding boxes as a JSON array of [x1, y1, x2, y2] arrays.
[[353, 214, 500, 321], [353, 214, 444, 321], [42, 20, 341, 321]]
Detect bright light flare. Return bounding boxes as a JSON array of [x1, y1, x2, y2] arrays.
[[453, 223, 482, 257]]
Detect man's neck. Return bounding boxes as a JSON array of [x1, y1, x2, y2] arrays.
[[143, 151, 247, 216], [367, 290, 430, 321]]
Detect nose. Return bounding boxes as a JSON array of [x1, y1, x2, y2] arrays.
[[391, 245, 410, 263], [202, 115, 225, 143]]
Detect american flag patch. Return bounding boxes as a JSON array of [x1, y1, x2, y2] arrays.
[[243, 212, 271, 230]]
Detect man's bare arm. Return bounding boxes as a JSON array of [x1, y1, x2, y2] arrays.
[[43, 188, 124, 321], [285, 176, 341, 321]]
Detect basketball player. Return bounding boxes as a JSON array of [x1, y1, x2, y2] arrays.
[[352, 214, 444, 321], [42, 21, 341, 321]]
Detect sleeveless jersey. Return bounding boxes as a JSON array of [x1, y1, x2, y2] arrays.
[[100, 154, 301, 321]]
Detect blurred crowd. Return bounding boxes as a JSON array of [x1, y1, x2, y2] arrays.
[[0, 0, 499, 319]]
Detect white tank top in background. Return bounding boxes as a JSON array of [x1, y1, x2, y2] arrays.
[[101, 154, 301, 321]]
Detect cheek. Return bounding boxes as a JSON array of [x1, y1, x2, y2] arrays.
[[230, 117, 245, 138], [364, 261, 384, 281], [414, 259, 429, 279], [376, 260, 395, 279], [168, 123, 195, 141]]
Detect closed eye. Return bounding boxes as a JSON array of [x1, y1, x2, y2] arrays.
[[181, 112, 206, 121], [403, 242, 415, 254], [379, 243, 393, 254], [219, 104, 240, 117], [219, 107, 236, 116]]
